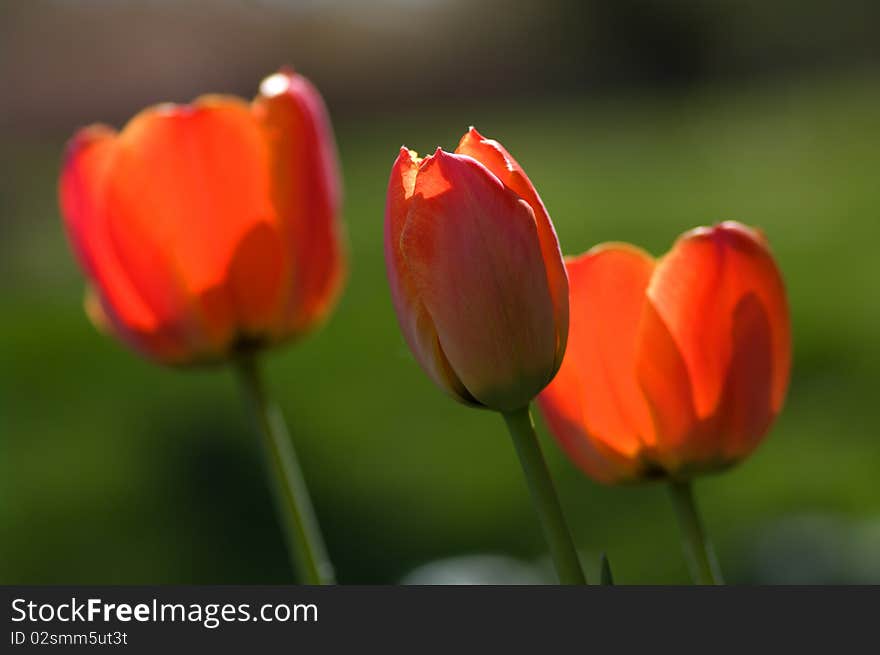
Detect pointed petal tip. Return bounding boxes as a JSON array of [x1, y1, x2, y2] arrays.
[[413, 146, 446, 171], [456, 126, 487, 153]]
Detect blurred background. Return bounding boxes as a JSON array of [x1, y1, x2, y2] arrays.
[[2, 0, 879, 584]]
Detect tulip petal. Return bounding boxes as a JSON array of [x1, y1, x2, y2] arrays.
[[401, 151, 557, 410], [59, 126, 189, 361], [254, 70, 346, 337], [384, 148, 475, 404], [104, 97, 282, 356], [226, 220, 286, 338], [716, 292, 775, 460], [635, 300, 702, 470], [647, 222, 791, 419], [538, 244, 657, 480], [537, 371, 647, 484], [455, 127, 569, 368]]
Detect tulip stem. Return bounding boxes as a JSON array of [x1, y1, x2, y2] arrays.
[[234, 353, 334, 585], [502, 406, 587, 585], [667, 480, 723, 585]]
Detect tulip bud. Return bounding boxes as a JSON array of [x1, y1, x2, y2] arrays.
[[384, 128, 569, 411], [58, 69, 346, 365], [537, 222, 791, 483]]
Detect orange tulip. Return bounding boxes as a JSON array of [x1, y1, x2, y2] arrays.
[[538, 222, 791, 484], [59, 69, 346, 365], [384, 128, 569, 412]]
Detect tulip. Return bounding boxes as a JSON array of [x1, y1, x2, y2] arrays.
[[537, 221, 790, 483], [60, 69, 345, 366], [58, 69, 345, 584], [384, 128, 586, 583], [385, 128, 568, 412], [537, 221, 791, 583]]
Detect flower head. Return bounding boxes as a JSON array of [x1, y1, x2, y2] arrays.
[[385, 128, 568, 411], [538, 222, 791, 483], [59, 69, 346, 364]]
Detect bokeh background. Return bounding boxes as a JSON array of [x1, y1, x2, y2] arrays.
[[2, 0, 879, 584]]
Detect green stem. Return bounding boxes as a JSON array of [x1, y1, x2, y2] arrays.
[[667, 480, 723, 585], [502, 406, 587, 585], [234, 353, 334, 585]]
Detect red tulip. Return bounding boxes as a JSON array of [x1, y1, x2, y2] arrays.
[[385, 128, 568, 411], [537, 222, 791, 483], [59, 69, 346, 365]]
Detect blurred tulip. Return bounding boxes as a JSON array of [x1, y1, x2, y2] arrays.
[[538, 221, 791, 484], [58, 69, 342, 584], [59, 69, 346, 365], [384, 128, 568, 412]]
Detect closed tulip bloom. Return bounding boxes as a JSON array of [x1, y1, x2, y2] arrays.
[[386, 129, 585, 583], [538, 222, 791, 484], [59, 69, 346, 365], [384, 128, 569, 412]]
